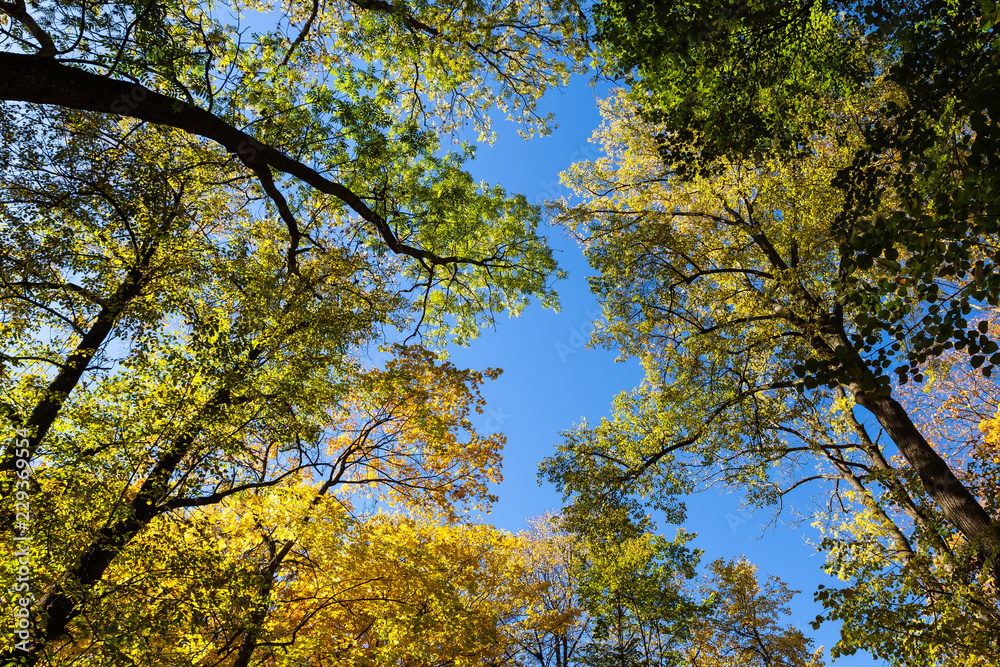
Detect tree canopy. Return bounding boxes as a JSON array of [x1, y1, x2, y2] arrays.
[[590, 0, 1000, 385], [0, 0, 585, 657], [4, 0, 999, 663], [543, 68, 1000, 663]]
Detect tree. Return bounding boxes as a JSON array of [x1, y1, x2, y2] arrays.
[[0, 0, 588, 657], [40, 487, 554, 667], [573, 530, 699, 667], [574, 0, 1000, 655], [559, 500, 820, 667], [812, 317, 1000, 664], [541, 85, 1000, 661], [0, 293, 511, 665], [500, 512, 696, 667], [505, 514, 819, 667], [0, 0, 584, 309], [0, 0, 585, 488], [0, 97, 559, 663], [506, 516, 593, 667], [589, 0, 1000, 385], [0, 0, 584, 364], [589, 0, 873, 171], [687, 559, 823, 667]]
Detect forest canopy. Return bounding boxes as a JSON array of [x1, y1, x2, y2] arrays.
[[2, 0, 998, 665], [544, 0, 1000, 663]]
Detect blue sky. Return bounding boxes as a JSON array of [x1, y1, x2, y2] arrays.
[[445, 75, 884, 665]]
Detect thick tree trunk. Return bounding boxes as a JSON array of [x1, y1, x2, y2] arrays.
[[814, 315, 998, 577], [854, 391, 994, 542], [853, 390, 1000, 587]]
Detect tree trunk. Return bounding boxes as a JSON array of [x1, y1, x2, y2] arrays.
[[0, 384, 237, 664], [854, 390, 1000, 582]]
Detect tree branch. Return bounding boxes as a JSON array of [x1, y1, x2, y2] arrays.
[[0, 53, 503, 275], [0, 1, 57, 56]]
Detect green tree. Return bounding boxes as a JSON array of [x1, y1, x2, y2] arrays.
[[0, 0, 583, 340], [574, 530, 700, 667], [688, 559, 823, 667], [0, 78, 553, 665], [589, 0, 872, 171], [576, 2, 1000, 657], [811, 318, 1000, 664], [589, 0, 1000, 385], [541, 85, 1000, 662], [508, 513, 817, 667]]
